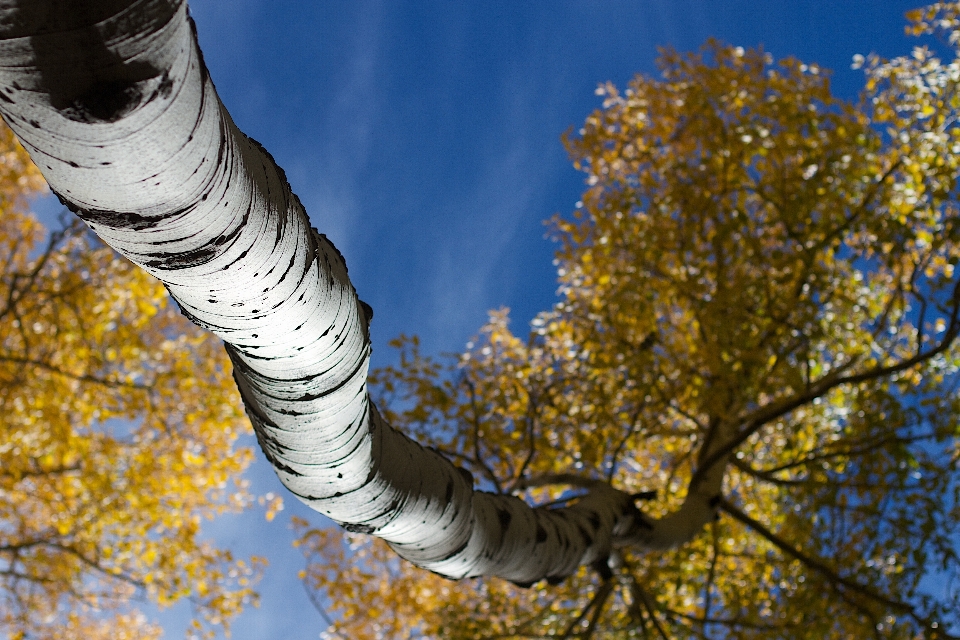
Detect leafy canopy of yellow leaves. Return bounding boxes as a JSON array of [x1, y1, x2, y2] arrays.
[[299, 9, 960, 640], [0, 124, 266, 640]]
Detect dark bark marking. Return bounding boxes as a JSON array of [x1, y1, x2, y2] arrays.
[[53, 189, 168, 233], [32, 24, 166, 124], [456, 465, 474, 487], [142, 245, 216, 270], [535, 524, 547, 543], [437, 537, 470, 562], [591, 557, 613, 581], [497, 508, 512, 529], [64, 78, 145, 122], [576, 524, 593, 548], [342, 522, 376, 534]]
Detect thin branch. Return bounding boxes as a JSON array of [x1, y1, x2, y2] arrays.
[[301, 581, 348, 640], [463, 376, 504, 494], [718, 496, 912, 613], [702, 521, 719, 633], [511, 388, 540, 492], [582, 580, 615, 640], [559, 579, 614, 639], [0, 354, 152, 390], [634, 583, 670, 640], [513, 473, 611, 492], [692, 297, 960, 489], [606, 402, 645, 482]]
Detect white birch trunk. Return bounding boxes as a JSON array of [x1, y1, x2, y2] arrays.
[[0, 0, 723, 584]]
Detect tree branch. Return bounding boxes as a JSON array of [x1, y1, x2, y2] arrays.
[[718, 496, 914, 614]]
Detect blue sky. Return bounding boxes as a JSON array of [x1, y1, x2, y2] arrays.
[[32, 1, 930, 637]]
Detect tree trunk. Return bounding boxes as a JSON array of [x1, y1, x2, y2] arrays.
[[0, 0, 719, 585]]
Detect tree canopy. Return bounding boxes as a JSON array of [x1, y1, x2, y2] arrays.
[[0, 123, 266, 640], [2, 1, 960, 639], [297, 10, 960, 640]]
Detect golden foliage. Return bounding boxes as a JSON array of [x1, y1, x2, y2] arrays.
[[299, 7, 960, 638], [0, 124, 264, 639]]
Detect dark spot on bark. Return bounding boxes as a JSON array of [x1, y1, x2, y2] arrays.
[[333, 492, 342, 498], [0, 92, 12, 104], [51, 189, 78, 213], [591, 557, 613, 581], [29, 119, 39, 128], [67, 160, 79, 168], [587, 511, 601, 530], [76, 207, 158, 231], [444, 480, 454, 503], [336, 473, 342, 479], [146, 71, 173, 103], [457, 466, 474, 487], [438, 538, 470, 561], [497, 508, 512, 529], [143, 246, 216, 270], [536, 525, 547, 543], [265, 458, 299, 477], [72, 78, 144, 122], [100, 161, 111, 166], [576, 524, 593, 548], [341, 522, 375, 535], [207, 299, 217, 304], [26, 7, 180, 123], [359, 299, 374, 322]]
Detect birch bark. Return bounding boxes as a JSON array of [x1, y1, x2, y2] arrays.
[[0, 0, 722, 585]]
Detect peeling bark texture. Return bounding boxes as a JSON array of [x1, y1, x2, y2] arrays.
[[0, 0, 720, 583]]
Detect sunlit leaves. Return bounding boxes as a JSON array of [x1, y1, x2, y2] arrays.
[[0, 124, 264, 639], [299, 8, 960, 639]]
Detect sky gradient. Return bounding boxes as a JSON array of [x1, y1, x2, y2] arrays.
[[31, 1, 929, 637]]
